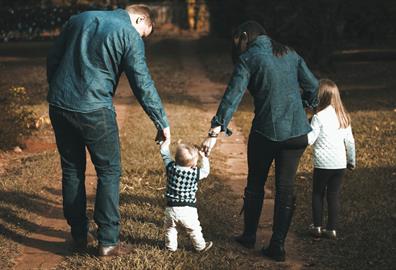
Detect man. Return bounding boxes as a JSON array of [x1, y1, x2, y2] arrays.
[[47, 4, 170, 256]]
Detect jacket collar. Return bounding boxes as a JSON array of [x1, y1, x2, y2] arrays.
[[114, 8, 131, 24], [249, 35, 272, 50]]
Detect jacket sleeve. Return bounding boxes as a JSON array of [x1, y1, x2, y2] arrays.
[[198, 157, 210, 180], [211, 58, 250, 135], [160, 144, 173, 168], [46, 21, 69, 83], [297, 56, 319, 109], [344, 125, 356, 167], [122, 34, 169, 130], [307, 114, 321, 145]]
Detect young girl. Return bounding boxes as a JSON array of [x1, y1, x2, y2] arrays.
[[308, 79, 356, 239]]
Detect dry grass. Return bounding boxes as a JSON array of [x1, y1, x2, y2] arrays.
[[0, 42, 50, 149], [197, 36, 396, 270], [56, 35, 262, 270], [0, 151, 61, 269], [0, 36, 395, 270], [57, 98, 252, 270]]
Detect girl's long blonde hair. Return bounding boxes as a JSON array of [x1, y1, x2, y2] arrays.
[[317, 79, 351, 128]]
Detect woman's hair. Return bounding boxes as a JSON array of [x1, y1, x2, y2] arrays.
[[125, 4, 156, 26], [317, 79, 351, 128], [175, 144, 199, 167], [231, 20, 291, 63]]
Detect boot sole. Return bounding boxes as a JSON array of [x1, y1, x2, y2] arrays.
[[235, 238, 255, 249], [262, 249, 285, 262]]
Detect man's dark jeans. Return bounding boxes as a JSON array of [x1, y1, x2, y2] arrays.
[[49, 105, 121, 246]]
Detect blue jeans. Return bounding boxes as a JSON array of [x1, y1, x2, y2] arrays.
[[49, 105, 121, 246]]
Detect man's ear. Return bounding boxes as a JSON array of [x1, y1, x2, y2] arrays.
[[241, 31, 248, 41], [135, 16, 146, 24], [239, 31, 248, 53]]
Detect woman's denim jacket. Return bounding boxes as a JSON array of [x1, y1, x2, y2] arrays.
[[212, 35, 318, 141]]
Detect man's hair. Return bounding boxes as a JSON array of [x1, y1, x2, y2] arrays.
[[175, 144, 199, 167], [125, 4, 156, 26]]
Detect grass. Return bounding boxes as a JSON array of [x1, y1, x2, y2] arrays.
[[0, 151, 61, 269], [0, 42, 49, 149], [57, 98, 251, 270], [1, 37, 260, 270], [0, 35, 395, 270], [56, 35, 269, 270], [197, 36, 396, 270]]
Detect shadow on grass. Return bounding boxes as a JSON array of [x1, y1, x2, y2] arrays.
[[0, 190, 73, 255], [0, 190, 61, 218], [120, 193, 164, 208], [342, 87, 396, 112], [293, 166, 396, 270], [123, 235, 163, 249], [0, 223, 71, 255]]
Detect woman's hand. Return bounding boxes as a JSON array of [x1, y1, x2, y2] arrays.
[[201, 126, 221, 156], [201, 137, 217, 156]]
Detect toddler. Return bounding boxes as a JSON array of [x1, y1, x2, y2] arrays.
[[308, 79, 356, 239], [160, 141, 213, 252]]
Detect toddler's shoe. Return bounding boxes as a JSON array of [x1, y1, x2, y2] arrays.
[[322, 229, 337, 240], [309, 224, 322, 238], [198, 241, 213, 253]]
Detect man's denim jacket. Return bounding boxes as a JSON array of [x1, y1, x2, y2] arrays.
[[212, 35, 318, 141], [47, 9, 169, 130]]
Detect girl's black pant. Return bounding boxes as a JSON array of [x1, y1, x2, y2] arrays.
[[312, 168, 345, 230]]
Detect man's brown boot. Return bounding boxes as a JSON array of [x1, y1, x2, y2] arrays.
[[98, 242, 134, 257]]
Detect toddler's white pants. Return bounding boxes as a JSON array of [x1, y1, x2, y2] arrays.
[[164, 206, 206, 251]]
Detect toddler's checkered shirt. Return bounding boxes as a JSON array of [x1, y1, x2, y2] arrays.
[[165, 162, 200, 206]]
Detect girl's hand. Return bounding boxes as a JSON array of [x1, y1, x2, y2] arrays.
[[347, 163, 355, 170]]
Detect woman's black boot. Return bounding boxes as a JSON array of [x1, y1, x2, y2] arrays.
[[235, 189, 264, 249], [262, 196, 296, 261]]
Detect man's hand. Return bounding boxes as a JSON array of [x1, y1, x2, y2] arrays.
[[155, 127, 171, 145]]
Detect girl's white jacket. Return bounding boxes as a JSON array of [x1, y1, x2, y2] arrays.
[[308, 105, 356, 169]]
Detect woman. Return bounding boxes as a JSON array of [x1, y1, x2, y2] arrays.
[[202, 21, 318, 262]]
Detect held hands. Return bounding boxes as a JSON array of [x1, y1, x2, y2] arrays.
[[201, 126, 221, 156], [198, 150, 207, 159], [201, 137, 217, 156], [156, 127, 171, 147]]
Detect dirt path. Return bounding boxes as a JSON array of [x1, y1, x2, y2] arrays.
[[179, 36, 305, 269], [13, 76, 132, 270]]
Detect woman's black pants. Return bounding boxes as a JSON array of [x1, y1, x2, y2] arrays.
[[244, 131, 307, 245], [312, 168, 345, 230]]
